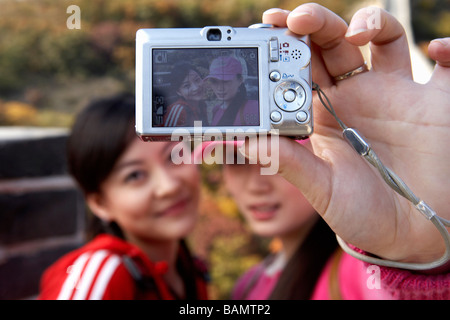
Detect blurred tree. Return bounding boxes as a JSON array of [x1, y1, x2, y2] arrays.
[[0, 0, 447, 96]]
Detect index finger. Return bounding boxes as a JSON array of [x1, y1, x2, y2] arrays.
[[345, 7, 411, 77], [263, 8, 333, 85], [285, 3, 366, 82]]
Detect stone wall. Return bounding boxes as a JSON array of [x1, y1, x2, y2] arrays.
[[0, 127, 86, 300]]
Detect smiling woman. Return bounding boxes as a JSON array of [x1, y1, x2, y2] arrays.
[[38, 93, 208, 300], [220, 140, 338, 300], [161, 63, 208, 127]]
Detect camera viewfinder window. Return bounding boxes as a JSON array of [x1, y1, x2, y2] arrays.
[[152, 48, 259, 127]]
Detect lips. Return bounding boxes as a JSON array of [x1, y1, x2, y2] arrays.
[[156, 197, 190, 218], [248, 203, 280, 221], [190, 89, 202, 97]]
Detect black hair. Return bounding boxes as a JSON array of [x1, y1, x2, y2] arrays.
[[67, 92, 136, 194], [170, 63, 199, 93], [232, 217, 337, 300], [268, 217, 338, 299], [67, 92, 136, 239], [167, 62, 207, 123]]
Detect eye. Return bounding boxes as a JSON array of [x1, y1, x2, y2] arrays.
[[124, 170, 147, 183]]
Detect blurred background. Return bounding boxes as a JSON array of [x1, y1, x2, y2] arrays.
[[0, 0, 448, 300]]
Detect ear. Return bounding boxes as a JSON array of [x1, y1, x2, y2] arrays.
[[86, 193, 112, 222]]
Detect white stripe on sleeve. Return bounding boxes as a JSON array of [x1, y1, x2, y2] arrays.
[[57, 252, 91, 300], [165, 104, 184, 126], [164, 105, 178, 126], [88, 255, 121, 300], [172, 106, 184, 126], [72, 250, 109, 300]]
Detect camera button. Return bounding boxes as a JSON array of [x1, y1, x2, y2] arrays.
[[275, 81, 306, 112], [269, 71, 281, 82], [283, 89, 297, 103], [270, 111, 282, 123], [296, 111, 309, 123], [270, 38, 279, 62]]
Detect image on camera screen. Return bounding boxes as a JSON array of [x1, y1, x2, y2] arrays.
[[152, 48, 260, 128]]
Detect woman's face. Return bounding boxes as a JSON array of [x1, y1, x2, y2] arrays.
[[89, 140, 200, 243], [208, 75, 242, 102], [176, 70, 205, 103], [223, 155, 315, 238]]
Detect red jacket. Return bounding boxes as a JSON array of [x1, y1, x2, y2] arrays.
[[163, 99, 203, 127], [38, 234, 208, 300]]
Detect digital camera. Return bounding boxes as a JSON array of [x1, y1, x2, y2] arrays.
[[135, 24, 312, 141]]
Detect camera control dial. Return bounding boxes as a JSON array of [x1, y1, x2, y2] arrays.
[[274, 81, 306, 112]]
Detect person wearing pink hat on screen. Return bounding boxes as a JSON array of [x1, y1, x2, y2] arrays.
[[206, 56, 259, 126]]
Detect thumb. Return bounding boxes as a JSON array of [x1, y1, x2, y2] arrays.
[[429, 38, 450, 89], [428, 38, 450, 68]]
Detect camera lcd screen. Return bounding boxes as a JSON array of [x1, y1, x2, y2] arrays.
[[152, 48, 260, 127]]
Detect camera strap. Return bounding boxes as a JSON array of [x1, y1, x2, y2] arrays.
[[312, 82, 450, 271]]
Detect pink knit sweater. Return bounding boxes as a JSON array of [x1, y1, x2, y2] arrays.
[[232, 251, 449, 300]]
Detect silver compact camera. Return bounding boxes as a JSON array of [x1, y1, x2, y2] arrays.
[[136, 24, 312, 141]]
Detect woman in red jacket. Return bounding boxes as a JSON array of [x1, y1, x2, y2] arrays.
[[163, 63, 207, 127], [39, 94, 208, 300]]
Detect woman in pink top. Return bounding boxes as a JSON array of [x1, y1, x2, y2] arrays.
[[222, 140, 338, 300], [216, 3, 450, 299], [220, 138, 447, 299]]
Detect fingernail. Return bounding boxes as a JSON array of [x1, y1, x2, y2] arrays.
[[263, 8, 287, 15], [431, 38, 449, 47], [346, 19, 368, 37], [289, 8, 313, 18]]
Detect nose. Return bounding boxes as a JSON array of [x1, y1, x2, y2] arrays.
[[191, 82, 200, 91], [244, 165, 272, 194], [153, 167, 182, 198]]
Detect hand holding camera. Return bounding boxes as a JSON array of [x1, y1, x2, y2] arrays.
[[252, 4, 450, 267]]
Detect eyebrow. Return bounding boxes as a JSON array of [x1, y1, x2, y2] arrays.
[[112, 142, 178, 172], [113, 160, 143, 173]]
